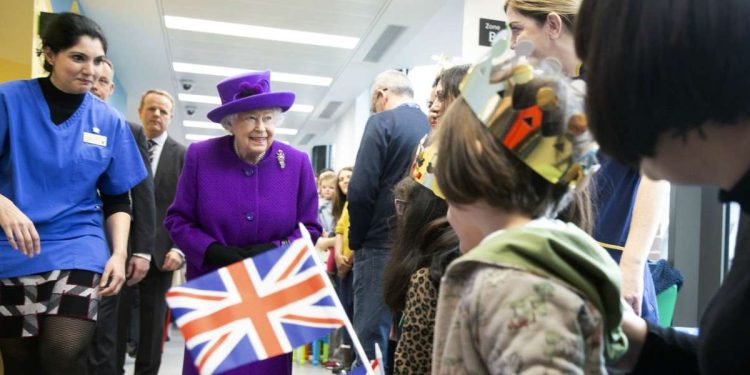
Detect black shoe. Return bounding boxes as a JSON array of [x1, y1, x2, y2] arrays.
[[126, 343, 137, 358], [331, 363, 350, 374]]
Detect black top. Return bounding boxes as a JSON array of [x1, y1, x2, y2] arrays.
[[37, 77, 131, 217], [38, 76, 85, 125], [720, 168, 750, 214], [634, 168, 750, 374], [347, 104, 430, 250]]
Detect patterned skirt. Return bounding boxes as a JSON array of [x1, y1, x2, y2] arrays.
[[0, 269, 100, 338]]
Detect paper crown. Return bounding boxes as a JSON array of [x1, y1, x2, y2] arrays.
[[460, 31, 599, 187], [410, 134, 444, 199]]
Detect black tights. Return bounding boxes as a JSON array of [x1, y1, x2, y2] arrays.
[[0, 316, 96, 375]]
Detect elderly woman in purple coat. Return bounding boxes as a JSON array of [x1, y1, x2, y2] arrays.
[[165, 70, 322, 375]]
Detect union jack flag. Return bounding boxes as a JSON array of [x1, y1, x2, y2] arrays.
[[166, 238, 347, 374], [349, 343, 385, 375]]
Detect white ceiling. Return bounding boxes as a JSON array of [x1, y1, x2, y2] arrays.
[[79, 0, 463, 146]]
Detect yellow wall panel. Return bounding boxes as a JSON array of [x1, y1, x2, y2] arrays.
[[0, 0, 35, 82]]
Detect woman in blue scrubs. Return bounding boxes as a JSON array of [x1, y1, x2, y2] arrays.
[[0, 12, 146, 373]]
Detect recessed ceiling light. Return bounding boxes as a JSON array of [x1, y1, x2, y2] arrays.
[[185, 133, 220, 141], [164, 15, 359, 49], [173, 62, 332, 86], [275, 128, 299, 136], [182, 121, 298, 136], [179, 93, 220, 105], [183, 120, 223, 130], [178, 93, 313, 113], [289, 104, 314, 113]]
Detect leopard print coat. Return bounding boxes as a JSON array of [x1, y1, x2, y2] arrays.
[[394, 268, 437, 374]]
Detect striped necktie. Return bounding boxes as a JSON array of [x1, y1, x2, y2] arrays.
[[148, 139, 157, 164]]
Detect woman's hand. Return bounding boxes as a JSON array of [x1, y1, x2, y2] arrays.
[[621, 262, 645, 315], [0, 194, 40, 256], [336, 253, 352, 278], [99, 252, 127, 296]]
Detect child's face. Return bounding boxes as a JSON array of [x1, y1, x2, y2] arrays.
[[338, 170, 352, 195], [320, 180, 336, 200], [446, 202, 485, 254]]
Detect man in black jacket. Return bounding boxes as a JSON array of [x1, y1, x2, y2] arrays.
[[87, 58, 156, 375], [115, 89, 186, 375], [347, 69, 430, 369]]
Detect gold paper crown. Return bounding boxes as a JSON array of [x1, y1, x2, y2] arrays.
[[410, 134, 444, 199], [460, 32, 599, 187]]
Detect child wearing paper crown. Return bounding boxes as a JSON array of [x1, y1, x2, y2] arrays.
[[430, 49, 626, 373]]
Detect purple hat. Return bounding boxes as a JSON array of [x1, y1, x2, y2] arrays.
[[207, 70, 295, 123]]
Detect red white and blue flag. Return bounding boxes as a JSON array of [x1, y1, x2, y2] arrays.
[[349, 343, 385, 375], [166, 238, 347, 374]]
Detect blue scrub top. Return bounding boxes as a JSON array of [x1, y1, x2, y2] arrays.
[[592, 152, 659, 323], [0, 79, 147, 278], [592, 152, 641, 250]]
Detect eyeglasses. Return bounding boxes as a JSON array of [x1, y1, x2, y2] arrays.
[[394, 199, 408, 216]]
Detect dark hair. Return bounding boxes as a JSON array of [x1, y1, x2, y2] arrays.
[[438, 64, 471, 110], [383, 178, 460, 313], [332, 167, 353, 223], [435, 97, 590, 228], [574, 0, 750, 167], [432, 71, 442, 88], [41, 12, 108, 73]]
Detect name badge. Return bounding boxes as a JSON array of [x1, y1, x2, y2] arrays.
[[83, 132, 107, 147]]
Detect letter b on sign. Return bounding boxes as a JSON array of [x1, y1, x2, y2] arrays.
[[479, 18, 506, 47]]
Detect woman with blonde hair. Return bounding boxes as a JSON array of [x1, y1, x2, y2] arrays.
[[505, 0, 666, 322]]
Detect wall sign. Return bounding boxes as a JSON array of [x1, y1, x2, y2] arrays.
[[479, 18, 507, 47]]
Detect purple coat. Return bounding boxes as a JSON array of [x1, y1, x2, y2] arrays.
[[164, 136, 322, 375]]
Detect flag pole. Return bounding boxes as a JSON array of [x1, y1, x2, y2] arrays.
[[299, 224, 375, 375]]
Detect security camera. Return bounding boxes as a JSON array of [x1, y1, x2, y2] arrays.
[[180, 79, 194, 91], [185, 105, 196, 116]]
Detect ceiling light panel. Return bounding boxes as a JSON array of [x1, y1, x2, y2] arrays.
[[182, 121, 298, 136], [185, 133, 220, 141], [173, 62, 332, 86], [183, 121, 223, 130], [178, 93, 313, 113], [179, 93, 220, 104], [165, 15, 359, 49]]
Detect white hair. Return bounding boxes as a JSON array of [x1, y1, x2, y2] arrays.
[[220, 107, 285, 131], [372, 69, 414, 98]]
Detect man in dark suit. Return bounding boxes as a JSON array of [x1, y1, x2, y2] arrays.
[[116, 89, 186, 375], [87, 59, 156, 375]]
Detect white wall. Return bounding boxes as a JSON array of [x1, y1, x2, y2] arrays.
[[328, 90, 370, 171], [462, 0, 508, 61], [301, 0, 511, 172]]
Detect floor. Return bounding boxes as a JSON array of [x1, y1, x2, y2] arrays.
[[123, 325, 333, 375]]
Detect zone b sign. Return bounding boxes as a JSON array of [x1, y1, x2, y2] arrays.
[[479, 18, 507, 47]]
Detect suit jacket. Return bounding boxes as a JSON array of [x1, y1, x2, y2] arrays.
[[127, 122, 156, 257], [153, 134, 186, 271]]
